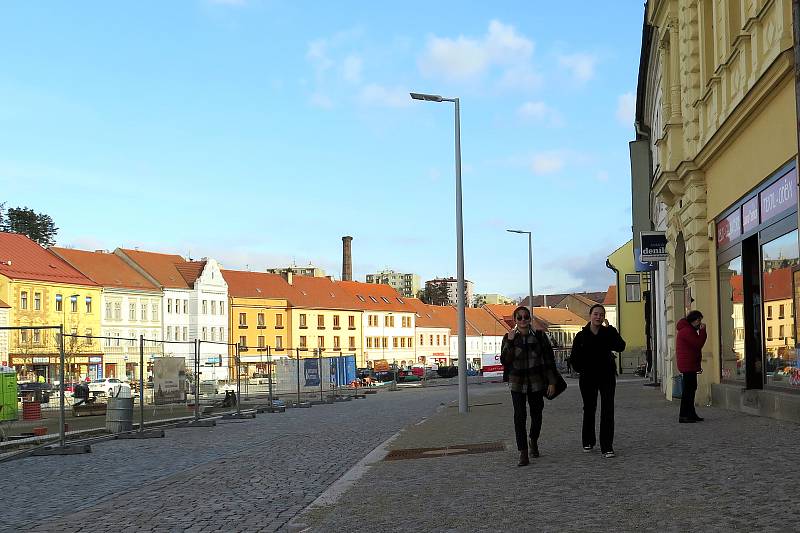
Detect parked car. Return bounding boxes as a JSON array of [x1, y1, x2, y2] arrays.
[[18, 382, 52, 403], [88, 378, 130, 396]]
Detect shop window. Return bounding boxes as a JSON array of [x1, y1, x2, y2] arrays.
[[625, 274, 641, 302], [718, 256, 745, 383], [761, 230, 800, 390]]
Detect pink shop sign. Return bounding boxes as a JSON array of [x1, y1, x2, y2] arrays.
[[742, 197, 759, 233], [717, 209, 741, 247], [760, 169, 797, 223]]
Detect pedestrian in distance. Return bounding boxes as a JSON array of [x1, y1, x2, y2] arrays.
[[500, 305, 558, 467], [676, 310, 707, 423], [570, 304, 626, 459]]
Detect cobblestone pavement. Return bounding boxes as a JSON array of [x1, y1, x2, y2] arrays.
[[300, 378, 800, 533], [1, 386, 460, 532]]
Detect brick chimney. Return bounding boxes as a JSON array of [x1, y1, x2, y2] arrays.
[[342, 236, 353, 281], [282, 269, 293, 285]]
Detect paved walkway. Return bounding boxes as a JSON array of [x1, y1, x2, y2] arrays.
[[296, 378, 800, 533]]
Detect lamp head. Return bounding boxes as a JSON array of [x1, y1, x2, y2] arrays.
[[410, 92, 443, 102]]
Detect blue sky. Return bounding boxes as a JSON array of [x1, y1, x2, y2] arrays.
[[0, 1, 644, 298]]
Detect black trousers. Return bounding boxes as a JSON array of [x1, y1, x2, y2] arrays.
[[511, 390, 544, 451], [579, 376, 616, 453], [680, 372, 698, 418]]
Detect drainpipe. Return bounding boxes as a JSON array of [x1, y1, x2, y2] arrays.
[[605, 259, 623, 375]]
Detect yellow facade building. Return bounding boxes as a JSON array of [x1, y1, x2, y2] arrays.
[[634, 0, 800, 420], [0, 233, 103, 382], [607, 240, 648, 373]]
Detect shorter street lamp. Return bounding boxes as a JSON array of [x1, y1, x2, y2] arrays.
[[507, 230, 534, 319]]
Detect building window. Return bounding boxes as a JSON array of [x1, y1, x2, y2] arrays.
[[183, 300, 188, 314], [211, 301, 216, 315], [333, 336, 340, 349], [318, 336, 325, 349], [105, 301, 111, 319], [70, 296, 78, 313], [443, 336, 447, 345], [382, 337, 388, 348], [32, 329, 41, 344], [33, 292, 41, 310], [400, 337, 405, 348], [86, 297, 92, 313], [333, 315, 340, 329], [436, 335, 440, 345], [167, 299, 172, 313], [275, 336, 283, 349], [239, 313, 247, 327], [349, 336, 355, 349], [300, 314, 307, 328], [408, 337, 413, 348], [779, 304, 785, 319], [767, 306, 773, 320], [152, 304, 158, 321], [114, 303, 121, 320], [420, 334, 424, 345], [130, 303, 136, 320], [625, 274, 641, 302], [258, 335, 265, 348], [276, 314, 283, 328], [239, 336, 247, 349], [20, 330, 28, 344], [140, 304, 146, 321], [166, 326, 172, 340], [367, 338, 373, 349], [219, 301, 224, 315], [299, 336, 307, 348], [202, 300, 208, 314], [779, 325, 785, 339], [202, 327, 207, 341], [182, 327, 188, 341], [318, 315, 325, 328], [20, 291, 28, 310], [767, 326, 773, 341], [348, 315, 355, 329]]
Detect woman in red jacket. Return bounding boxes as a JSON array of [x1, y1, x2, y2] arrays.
[[676, 310, 707, 423]]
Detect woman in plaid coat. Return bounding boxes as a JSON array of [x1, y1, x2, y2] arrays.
[[500, 305, 558, 466]]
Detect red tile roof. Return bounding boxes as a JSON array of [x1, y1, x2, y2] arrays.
[[0, 232, 97, 286], [222, 270, 300, 302], [0, 298, 9, 308], [466, 306, 510, 335], [52, 247, 159, 291], [762, 267, 792, 302], [337, 280, 412, 312], [603, 285, 617, 305], [291, 275, 363, 311], [404, 298, 451, 329], [117, 249, 191, 289], [175, 261, 207, 287]]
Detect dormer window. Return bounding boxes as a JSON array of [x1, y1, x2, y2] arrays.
[[369, 296, 378, 303]]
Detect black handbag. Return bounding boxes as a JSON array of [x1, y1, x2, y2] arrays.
[[545, 373, 568, 400]]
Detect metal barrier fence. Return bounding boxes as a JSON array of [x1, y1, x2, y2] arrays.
[[0, 327, 379, 455]]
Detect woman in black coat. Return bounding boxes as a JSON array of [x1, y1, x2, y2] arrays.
[[570, 304, 626, 458]]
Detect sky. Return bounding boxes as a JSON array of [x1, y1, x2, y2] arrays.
[[0, 1, 645, 298]]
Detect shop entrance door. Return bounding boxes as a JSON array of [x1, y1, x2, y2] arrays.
[[742, 235, 763, 389]]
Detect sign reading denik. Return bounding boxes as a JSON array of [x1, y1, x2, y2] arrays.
[[640, 231, 668, 262]]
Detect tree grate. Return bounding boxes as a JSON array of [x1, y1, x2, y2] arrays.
[[383, 441, 505, 461]]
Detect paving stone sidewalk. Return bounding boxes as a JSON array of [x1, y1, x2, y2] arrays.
[[298, 378, 800, 533]]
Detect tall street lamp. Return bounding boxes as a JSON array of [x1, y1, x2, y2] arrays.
[[507, 230, 534, 320], [410, 91, 468, 414]]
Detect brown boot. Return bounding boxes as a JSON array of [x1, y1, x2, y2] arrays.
[[518, 450, 529, 466]]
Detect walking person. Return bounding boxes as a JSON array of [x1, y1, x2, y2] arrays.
[[570, 304, 626, 459], [500, 306, 558, 467], [676, 310, 707, 423]]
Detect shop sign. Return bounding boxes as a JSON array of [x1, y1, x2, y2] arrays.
[[89, 356, 102, 363], [760, 169, 797, 223], [717, 209, 742, 247], [32, 357, 49, 364], [640, 231, 668, 262], [742, 197, 759, 233]]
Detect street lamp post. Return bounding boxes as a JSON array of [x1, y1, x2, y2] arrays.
[[507, 230, 534, 320], [411, 91, 468, 414]]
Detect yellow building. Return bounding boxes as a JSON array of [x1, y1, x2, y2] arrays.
[[607, 240, 648, 373], [0, 233, 103, 382], [634, 1, 800, 420], [222, 269, 294, 376]]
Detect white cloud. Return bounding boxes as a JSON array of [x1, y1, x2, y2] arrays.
[[358, 84, 412, 108], [419, 20, 535, 82], [309, 92, 333, 109], [595, 170, 610, 182], [531, 152, 565, 175], [616, 92, 636, 126], [518, 101, 563, 127], [558, 52, 597, 83], [342, 54, 363, 83]]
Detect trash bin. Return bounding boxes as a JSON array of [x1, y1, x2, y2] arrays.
[[672, 374, 683, 399], [106, 397, 134, 433]]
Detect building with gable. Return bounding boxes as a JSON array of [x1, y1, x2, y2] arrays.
[[116, 249, 228, 379], [0, 232, 103, 382], [405, 298, 452, 366], [52, 247, 162, 380]]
